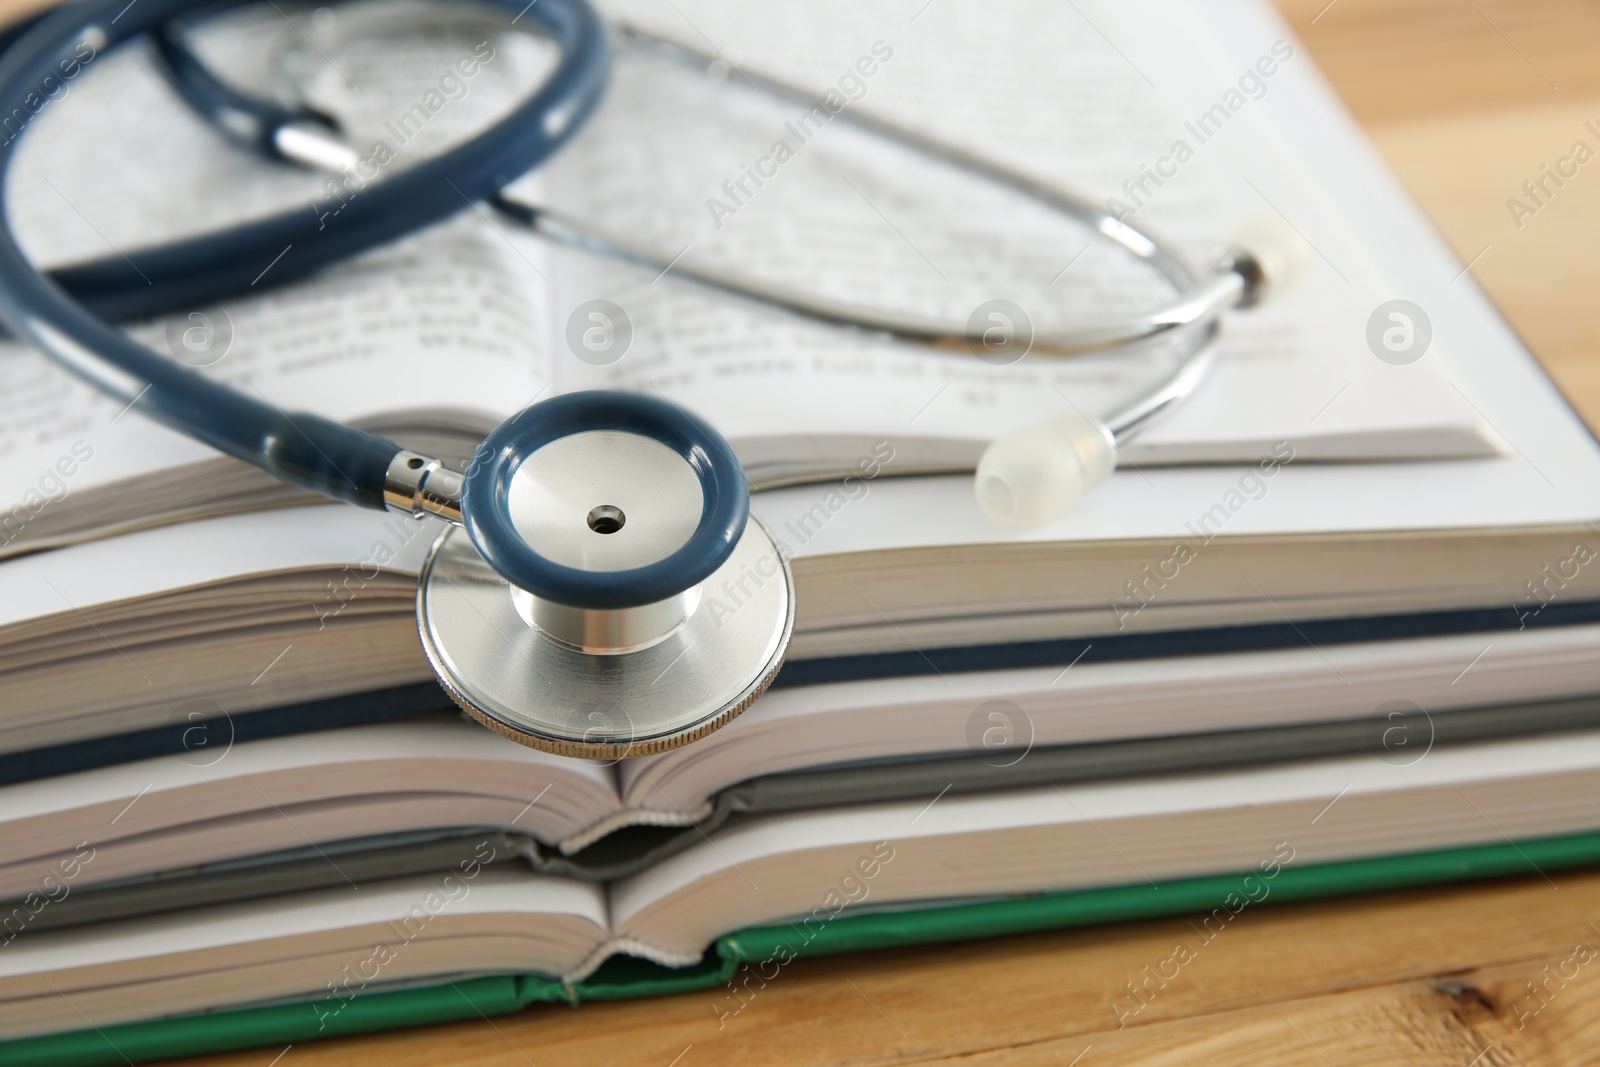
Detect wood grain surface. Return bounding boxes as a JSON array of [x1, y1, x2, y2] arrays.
[[7, 0, 1600, 1062]]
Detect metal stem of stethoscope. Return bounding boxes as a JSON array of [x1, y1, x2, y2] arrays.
[[491, 196, 1221, 445]]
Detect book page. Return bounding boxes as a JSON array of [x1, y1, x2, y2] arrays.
[[620, 622, 1600, 813], [0, 7, 558, 510], [526, 0, 1492, 464], [611, 728, 1600, 962], [0, 506, 435, 626], [0, 868, 609, 1038], [0, 717, 622, 886]]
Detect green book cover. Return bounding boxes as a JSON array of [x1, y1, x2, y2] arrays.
[[8, 829, 1600, 1067]]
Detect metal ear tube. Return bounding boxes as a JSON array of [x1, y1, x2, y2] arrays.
[[975, 214, 1315, 530]]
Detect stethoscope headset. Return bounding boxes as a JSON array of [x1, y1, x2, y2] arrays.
[[0, 0, 1308, 757]]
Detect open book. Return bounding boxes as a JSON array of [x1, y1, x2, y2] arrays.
[[8, 724, 1600, 1039]]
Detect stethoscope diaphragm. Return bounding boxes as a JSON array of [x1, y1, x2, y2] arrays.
[[416, 392, 793, 758]]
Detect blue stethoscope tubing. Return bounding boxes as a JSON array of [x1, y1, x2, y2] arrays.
[[0, 0, 609, 511]]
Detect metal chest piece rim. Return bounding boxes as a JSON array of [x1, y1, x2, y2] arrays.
[[416, 514, 793, 758]]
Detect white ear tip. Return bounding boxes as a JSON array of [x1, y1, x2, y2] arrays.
[[976, 471, 1019, 522], [1228, 212, 1314, 304], [975, 412, 1116, 529]]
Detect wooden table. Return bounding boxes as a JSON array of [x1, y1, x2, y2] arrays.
[[14, 0, 1594, 1062]]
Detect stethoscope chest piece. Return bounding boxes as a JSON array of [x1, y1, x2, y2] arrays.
[[416, 393, 793, 758]]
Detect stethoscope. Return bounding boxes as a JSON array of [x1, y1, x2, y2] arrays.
[[0, 0, 1307, 757]]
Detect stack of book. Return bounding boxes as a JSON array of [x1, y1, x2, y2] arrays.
[[3, 0, 1600, 1062]]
